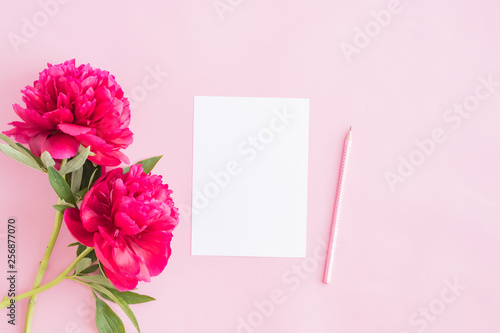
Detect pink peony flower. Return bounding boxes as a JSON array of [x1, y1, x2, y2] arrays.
[[3, 59, 133, 166], [64, 165, 179, 291]]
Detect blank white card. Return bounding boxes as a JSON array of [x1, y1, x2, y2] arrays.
[[192, 96, 309, 257]]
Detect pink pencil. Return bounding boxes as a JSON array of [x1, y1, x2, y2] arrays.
[[323, 126, 352, 284]]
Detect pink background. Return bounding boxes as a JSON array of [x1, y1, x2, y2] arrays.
[[1, 1, 500, 332]]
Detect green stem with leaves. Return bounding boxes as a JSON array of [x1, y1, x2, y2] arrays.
[[24, 160, 69, 333], [0, 247, 93, 310]]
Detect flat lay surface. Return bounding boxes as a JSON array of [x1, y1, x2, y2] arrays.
[[0, 1, 499, 332]]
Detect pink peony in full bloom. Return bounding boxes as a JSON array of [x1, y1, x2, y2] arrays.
[[64, 165, 179, 291], [3, 59, 133, 166]]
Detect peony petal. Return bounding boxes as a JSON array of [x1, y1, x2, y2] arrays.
[[81, 76, 98, 91], [47, 63, 66, 77], [88, 150, 123, 166], [94, 86, 112, 103], [56, 93, 70, 109], [84, 87, 95, 100], [96, 114, 121, 134], [64, 208, 94, 247], [104, 265, 138, 292], [110, 129, 134, 148], [130, 230, 173, 277], [44, 76, 57, 102], [58, 123, 94, 136], [81, 206, 109, 232], [97, 225, 118, 247], [43, 108, 74, 125], [109, 179, 127, 208], [74, 100, 96, 123], [114, 212, 142, 236], [133, 259, 151, 283], [94, 233, 140, 277], [75, 133, 111, 152], [94, 233, 117, 271], [111, 240, 141, 276], [3, 125, 40, 144], [41, 133, 80, 159], [13, 104, 53, 130], [29, 131, 50, 157], [66, 79, 82, 102], [110, 149, 130, 165], [22, 87, 47, 111]]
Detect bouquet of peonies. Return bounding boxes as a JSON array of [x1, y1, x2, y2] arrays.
[[0, 59, 179, 333]]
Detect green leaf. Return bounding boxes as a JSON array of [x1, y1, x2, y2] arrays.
[[79, 264, 100, 275], [87, 249, 98, 263], [68, 242, 81, 247], [123, 156, 162, 174], [99, 260, 108, 278], [88, 167, 100, 188], [0, 144, 43, 171], [15, 143, 44, 168], [0, 134, 43, 166], [0, 135, 44, 168], [99, 289, 155, 305], [76, 244, 86, 257], [92, 284, 141, 332], [70, 165, 84, 193], [75, 187, 89, 201], [93, 291, 125, 333], [75, 258, 92, 275], [80, 160, 101, 193], [0, 133, 19, 147], [77, 274, 115, 290], [41, 151, 56, 168], [76, 245, 97, 262], [59, 145, 91, 175], [53, 204, 72, 213], [48, 166, 77, 206]]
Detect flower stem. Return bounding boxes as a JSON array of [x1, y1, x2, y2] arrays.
[[24, 160, 69, 332], [23, 202, 64, 332], [0, 247, 93, 310]]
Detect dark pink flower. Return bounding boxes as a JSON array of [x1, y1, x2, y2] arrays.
[[3, 59, 133, 166], [64, 165, 179, 291]]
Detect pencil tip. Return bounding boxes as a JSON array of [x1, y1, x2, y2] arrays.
[[349, 126, 352, 131]]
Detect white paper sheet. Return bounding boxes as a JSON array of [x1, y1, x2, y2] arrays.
[[192, 96, 309, 257]]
